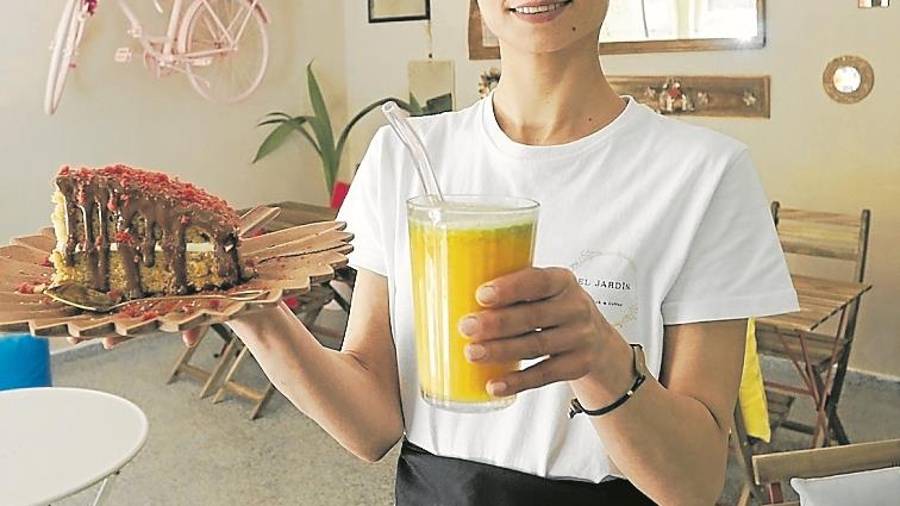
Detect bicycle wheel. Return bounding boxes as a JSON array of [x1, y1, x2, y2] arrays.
[[179, 0, 269, 103], [45, 0, 86, 115]]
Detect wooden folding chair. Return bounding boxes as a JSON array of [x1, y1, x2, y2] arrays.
[[756, 202, 871, 446], [732, 390, 797, 506], [167, 324, 243, 399], [752, 438, 900, 505]]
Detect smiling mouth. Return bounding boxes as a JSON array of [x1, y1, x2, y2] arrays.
[[508, 0, 572, 15]]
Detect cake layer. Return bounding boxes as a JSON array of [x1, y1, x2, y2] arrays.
[[50, 250, 238, 297], [51, 165, 244, 299]]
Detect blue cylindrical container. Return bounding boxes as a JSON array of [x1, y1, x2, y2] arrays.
[[0, 334, 52, 390]]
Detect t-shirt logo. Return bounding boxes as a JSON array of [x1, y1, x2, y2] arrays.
[[570, 250, 641, 340]]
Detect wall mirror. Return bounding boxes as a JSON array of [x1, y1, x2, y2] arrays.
[[469, 0, 766, 59], [823, 55, 874, 104]]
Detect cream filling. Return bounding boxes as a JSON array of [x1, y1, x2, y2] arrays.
[[71, 242, 219, 253]]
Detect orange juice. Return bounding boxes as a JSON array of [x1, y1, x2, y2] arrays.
[[407, 195, 539, 412]]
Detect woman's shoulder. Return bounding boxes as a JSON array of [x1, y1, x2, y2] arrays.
[[630, 103, 749, 161]]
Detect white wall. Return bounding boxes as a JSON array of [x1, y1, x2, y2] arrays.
[[342, 1, 900, 377], [0, 0, 347, 245]]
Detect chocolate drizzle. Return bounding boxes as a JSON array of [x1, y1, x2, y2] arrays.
[[55, 165, 242, 299]]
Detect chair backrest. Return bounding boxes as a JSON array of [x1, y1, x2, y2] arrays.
[[753, 438, 900, 486], [770, 202, 871, 284], [771, 202, 871, 343]]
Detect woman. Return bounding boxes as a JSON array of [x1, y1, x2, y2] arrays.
[[101, 1, 798, 503]]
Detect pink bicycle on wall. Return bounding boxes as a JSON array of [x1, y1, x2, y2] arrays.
[[45, 0, 270, 115]]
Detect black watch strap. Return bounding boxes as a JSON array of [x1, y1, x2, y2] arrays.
[[568, 344, 647, 419]]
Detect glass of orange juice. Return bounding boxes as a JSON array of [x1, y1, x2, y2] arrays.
[[407, 195, 539, 412]]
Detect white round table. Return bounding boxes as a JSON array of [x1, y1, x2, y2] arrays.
[[0, 387, 148, 506]]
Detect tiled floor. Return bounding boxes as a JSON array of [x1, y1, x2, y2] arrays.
[[48, 318, 899, 505]]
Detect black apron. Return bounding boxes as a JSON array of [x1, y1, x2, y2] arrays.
[[396, 439, 657, 506]]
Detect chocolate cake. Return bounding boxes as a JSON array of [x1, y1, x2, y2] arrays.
[[50, 165, 244, 300]]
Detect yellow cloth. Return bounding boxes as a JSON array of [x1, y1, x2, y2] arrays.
[[738, 318, 771, 442]]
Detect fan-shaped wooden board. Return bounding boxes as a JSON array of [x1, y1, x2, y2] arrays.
[[0, 206, 352, 338]]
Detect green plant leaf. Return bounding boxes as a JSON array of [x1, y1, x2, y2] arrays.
[[334, 97, 408, 172], [306, 62, 338, 195], [288, 116, 322, 157], [253, 117, 322, 163], [263, 111, 291, 120], [258, 118, 287, 127], [253, 121, 298, 164]]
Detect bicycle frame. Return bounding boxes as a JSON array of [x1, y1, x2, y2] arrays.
[[116, 0, 262, 66]]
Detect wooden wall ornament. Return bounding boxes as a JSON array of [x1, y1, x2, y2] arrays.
[[478, 67, 501, 98], [607, 76, 771, 118], [823, 55, 874, 104]]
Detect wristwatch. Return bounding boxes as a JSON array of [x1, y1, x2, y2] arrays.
[[568, 343, 647, 418]]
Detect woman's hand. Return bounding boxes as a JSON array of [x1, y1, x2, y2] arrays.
[[459, 267, 633, 398], [65, 323, 209, 349]]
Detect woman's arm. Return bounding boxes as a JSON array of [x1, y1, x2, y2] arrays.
[[191, 269, 403, 462], [460, 267, 745, 505], [572, 320, 745, 505]]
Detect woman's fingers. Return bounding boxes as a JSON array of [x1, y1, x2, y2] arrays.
[[465, 327, 581, 363], [102, 335, 131, 349], [182, 325, 209, 348], [477, 267, 574, 307], [488, 352, 592, 397], [459, 293, 583, 340], [63, 324, 208, 351]]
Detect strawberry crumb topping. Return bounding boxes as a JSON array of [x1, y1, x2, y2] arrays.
[[57, 165, 240, 228], [141, 310, 160, 321], [114, 231, 134, 244], [16, 282, 35, 294]]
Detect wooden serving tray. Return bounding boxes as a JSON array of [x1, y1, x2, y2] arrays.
[[0, 206, 352, 338]]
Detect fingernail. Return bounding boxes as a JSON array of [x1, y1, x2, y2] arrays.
[[476, 285, 498, 305], [458, 316, 479, 336], [103, 342, 115, 350], [66, 337, 77, 345], [488, 381, 507, 396], [465, 344, 486, 361], [182, 335, 197, 348]]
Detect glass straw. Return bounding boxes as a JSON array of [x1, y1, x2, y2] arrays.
[[381, 102, 444, 202]]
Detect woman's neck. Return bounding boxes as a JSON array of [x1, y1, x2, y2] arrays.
[[492, 32, 625, 146]]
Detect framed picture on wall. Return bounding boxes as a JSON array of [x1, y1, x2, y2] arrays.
[[368, 0, 431, 23]]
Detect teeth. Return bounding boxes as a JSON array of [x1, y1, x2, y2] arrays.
[[513, 2, 567, 14]]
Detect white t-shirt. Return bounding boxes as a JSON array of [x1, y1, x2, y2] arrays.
[[336, 95, 799, 483]]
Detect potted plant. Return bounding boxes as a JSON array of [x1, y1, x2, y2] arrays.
[[253, 62, 445, 204]]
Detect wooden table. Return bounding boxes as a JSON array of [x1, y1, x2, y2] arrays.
[[757, 274, 871, 448]]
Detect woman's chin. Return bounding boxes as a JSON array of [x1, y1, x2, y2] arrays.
[[500, 32, 590, 56]]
